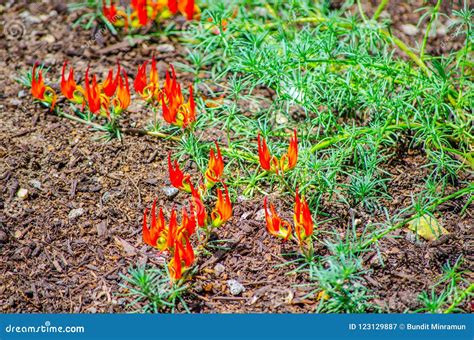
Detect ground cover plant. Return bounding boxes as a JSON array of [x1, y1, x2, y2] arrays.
[[0, 0, 472, 313]]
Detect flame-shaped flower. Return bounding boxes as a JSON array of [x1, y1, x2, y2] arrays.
[[168, 152, 192, 192], [257, 133, 278, 173], [168, 0, 197, 20], [205, 142, 224, 187], [102, 62, 121, 98], [134, 57, 160, 102], [168, 234, 195, 281], [85, 67, 108, 115], [61, 61, 84, 105], [131, 0, 148, 26], [211, 184, 232, 228], [190, 182, 207, 228], [112, 70, 130, 115], [280, 129, 298, 172], [31, 63, 57, 110], [142, 199, 167, 250], [257, 130, 298, 174], [293, 189, 314, 245], [162, 65, 196, 128], [264, 197, 292, 241]]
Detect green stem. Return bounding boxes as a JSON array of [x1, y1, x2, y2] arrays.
[[362, 184, 474, 249], [420, 0, 442, 60], [443, 283, 474, 314], [373, 0, 390, 21], [58, 110, 107, 131]]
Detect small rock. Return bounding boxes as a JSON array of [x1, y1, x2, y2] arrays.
[[68, 208, 84, 220], [275, 112, 288, 125], [255, 208, 265, 221], [41, 34, 55, 44], [9, 99, 22, 106], [156, 44, 175, 53], [400, 24, 419, 36], [96, 221, 107, 237], [19, 11, 41, 24], [16, 188, 28, 200], [214, 263, 225, 276], [88, 307, 97, 314], [227, 279, 245, 296], [162, 186, 179, 199], [18, 90, 27, 98], [101, 192, 111, 203], [28, 179, 41, 190]]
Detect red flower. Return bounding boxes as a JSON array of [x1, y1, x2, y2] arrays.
[[168, 152, 192, 192], [211, 184, 232, 228], [60, 61, 82, 103], [257, 130, 298, 174], [168, 0, 178, 13], [102, 62, 121, 98], [190, 182, 207, 228], [205, 142, 224, 186], [142, 199, 166, 249], [102, 1, 118, 23], [162, 65, 196, 128], [31, 63, 56, 110], [293, 189, 313, 244], [264, 197, 292, 241], [112, 70, 130, 114], [257, 133, 278, 172], [131, 0, 148, 26], [134, 57, 160, 102], [85, 67, 109, 115], [166, 208, 178, 250], [280, 129, 298, 172]]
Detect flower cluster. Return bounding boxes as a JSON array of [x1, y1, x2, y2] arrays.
[[28, 59, 196, 129], [102, 0, 199, 30], [264, 189, 314, 250], [143, 142, 232, 282], [143, 200, 196, 280], [135, 58, 196, 129], [258, 129, 298, 174]]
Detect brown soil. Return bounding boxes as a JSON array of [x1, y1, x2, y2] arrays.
[[0, 0, 472, 313]]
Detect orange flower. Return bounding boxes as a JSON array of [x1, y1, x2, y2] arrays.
[[257, 133, 278, 173], [112, 70, 130, 114], [134, 57, 160, 102], [257, 130, 298, 174], [211, 184, 232, 228], [85, 67, 103, 115], [264, 197, 292, 241], [168, 152, 192, 192], [142, 199, 167, 250], [102, 62, 121, 98], [168, 235, 195, 281], [102, 1, 118, 23], [131, 0, 148, 26], [162, 65, 196, 128], [293, 189, 313, 244], [61, 61, 84, 104], [166, 208, 178, 250], [205, 142, 224, 187], [190, 182, 207, 228], [31, 63, 57, 110], [280, 129, 298, 172], [179, 203, 197, 238]]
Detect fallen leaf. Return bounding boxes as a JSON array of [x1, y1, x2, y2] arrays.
[[407, 214, 448, 241], [114, 237, 137, 257]]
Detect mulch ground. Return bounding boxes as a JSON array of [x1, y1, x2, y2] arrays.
[[0, 0, 472, 313]]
